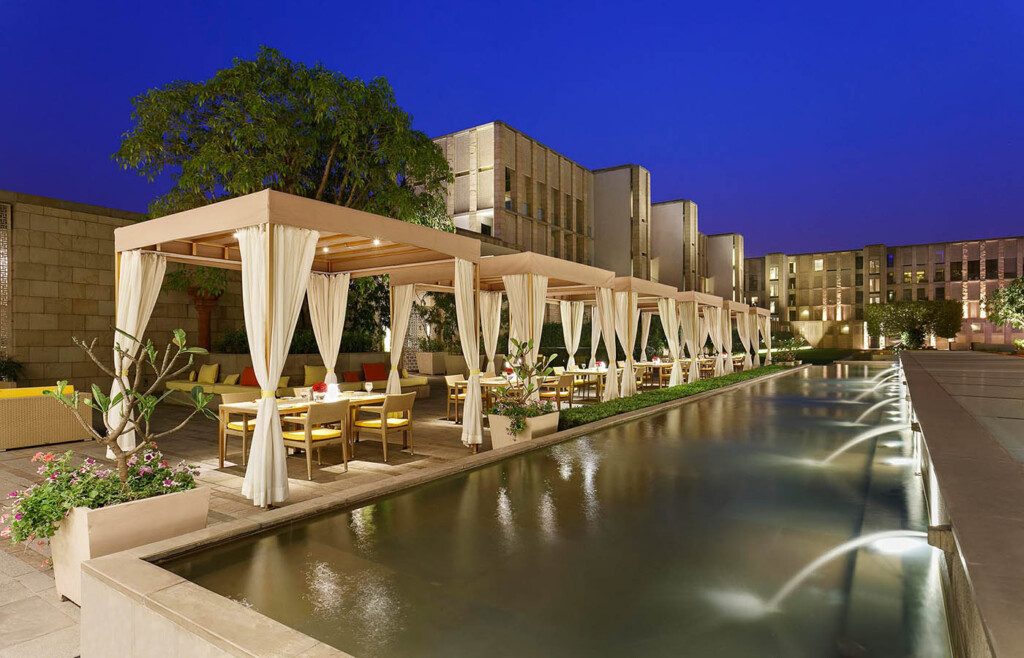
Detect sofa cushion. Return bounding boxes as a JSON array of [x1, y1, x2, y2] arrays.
[[197, 364, 220, 385], [240, 367, 258, 388], [188, 371, 197, 382], [304, 365, 328, 386], [343, 371, 362, 383], [0, 385, 74, 399], [362, 362, 388, 382], [166, 380, 214, 394], [278, 376, 290, 389], [222, 374, 240, 385]]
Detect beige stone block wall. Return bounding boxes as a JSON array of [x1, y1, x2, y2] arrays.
[[3, 192, 245, 393]]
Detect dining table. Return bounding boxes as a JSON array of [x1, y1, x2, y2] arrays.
[[217, 391, 386, 468]]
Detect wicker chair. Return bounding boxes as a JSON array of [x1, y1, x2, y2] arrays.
[[221, 391, 260, 465], [445, 374, 467, 422], [353, 393, 416, 462], [539, 374, 575, 410], [282, 399, 349, 480]]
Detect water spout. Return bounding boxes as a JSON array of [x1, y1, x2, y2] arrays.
[[854, 398, 902, 424], [869, 365, 899, 382], [765, 530, 927, 610], [871, 372, 902, 391], [818, 423, 911, 464]]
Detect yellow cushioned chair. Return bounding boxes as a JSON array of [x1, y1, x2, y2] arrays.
[[444, 374, 467, 423], [353, 393, 415, 463], [282, 399, 349, 480], [539, 374, 575, 410], [221, 391, 259, 465]]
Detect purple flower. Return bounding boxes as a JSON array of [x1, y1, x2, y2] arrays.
[[84, 458, 95, 465], [14, 513, 22, 521], [127, 456, 138, 467], [139, 465, 153, 475], [162, 479, 174, 487], [144, 453, 155, 462], [7, 491, 16, 499], [48, 474, 57, 483]]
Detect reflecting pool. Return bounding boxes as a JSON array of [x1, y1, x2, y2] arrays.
[[165, 364, 950, 657]]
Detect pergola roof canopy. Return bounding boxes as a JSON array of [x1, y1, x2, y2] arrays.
[[674, 290, 724, 308], [114, 189, 480, 277], [611, 276, 680, 308], [749, 305, 770, 317], [723, 299, 751, 314]]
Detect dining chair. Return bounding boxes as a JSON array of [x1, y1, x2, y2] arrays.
[[552, 366, 565, 375], [281, 399, 349, 480], [539, 374, 575, 410], [659, 363, 673, 388], [283, 387, 311, 428], [445, 374, 467, 422], [353, 393, 416, 462], [221, 391, 260, 466]]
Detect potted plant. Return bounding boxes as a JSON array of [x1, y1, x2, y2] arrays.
[[164, 266, 230, 350], [415, 293, 460, 375], [0, 356, 24, 389], [0, 328, 217, 605], [415, 336, 447, 375], [775, 335, 807, 366], [487, 339, 559, 449]]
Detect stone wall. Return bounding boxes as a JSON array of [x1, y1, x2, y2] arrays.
[[1, 191, 245, 392]]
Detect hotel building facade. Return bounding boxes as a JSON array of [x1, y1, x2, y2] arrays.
[[745, 237, 1024, 349]]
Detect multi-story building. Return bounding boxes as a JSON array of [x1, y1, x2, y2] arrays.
[[432, 121, 594, 265], [591, 164, 651, 279], [745, 237, 1024, 349], [706, 233, 745, 302], [651, 199, 704, 292]]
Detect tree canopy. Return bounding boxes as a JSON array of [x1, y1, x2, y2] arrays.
[[985, 278, 1024, 330], [865, 300, 963, 347], [114, 46, 452, 227]]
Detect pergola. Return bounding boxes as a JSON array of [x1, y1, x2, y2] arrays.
[[112, 189, 480, 507], [721, 300, 752, 372], [675, 290, 725, 382], [608, 277, 682, 394]]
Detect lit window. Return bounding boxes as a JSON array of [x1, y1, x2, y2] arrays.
[[869, 278, 880, 292], [789, 261, 796, 274], [903, 271, 912, 284], [813, 258, 823, 271], [769, 266, 779, 281], [769, 283, 778, 297], [769, 301, 776, 313], [916, 270, 926, 283], [869, 259, 880, 274]]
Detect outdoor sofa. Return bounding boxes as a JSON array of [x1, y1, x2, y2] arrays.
[[0, 385, 94, 451]]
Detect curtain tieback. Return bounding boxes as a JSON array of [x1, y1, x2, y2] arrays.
[[260, 389, 276, 399], [469, 369, 480, 376], [326, 368, 335, 374], [390, 365, 399, 371]]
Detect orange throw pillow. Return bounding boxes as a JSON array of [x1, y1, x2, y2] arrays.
[[362, 362, 388, 382], [343, 371, 362, 383], [240, 367, 259, 388]]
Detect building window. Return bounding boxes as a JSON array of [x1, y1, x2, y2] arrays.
[[886, 271, 895, 284], [813, 258, 824, 271], [855, 273, 863, 286], [917, 288, 927, 300], [869, 278, 880, 292], [986, 258, 998, 279], [1005, 257, 1018, 279], [950, 262, 963, 281], [769, 283, 778, 298], [869, 294, 880, 304], [967, 260, 980, 281], [887, 253, 894, 268], [769, 301, 776, 313], [769, 266, 778, 281], [855, 290, 864, 303], [916, 270, 926, 283], [788, 309, 797, 321], [934, 268, 944, 282], [887, 290, 896, 302], [789, 261, 796, 274], [903, 271, 912, 284], [869, 258, 880, 274], [902, 289, 913, 301], [935, 287, 945, 300], [751, 296, 759, 305], [749, 275, 759, 290], [788, 278, 796, 290], [935, 249, 944, 263], [855, 256, 863, 270]]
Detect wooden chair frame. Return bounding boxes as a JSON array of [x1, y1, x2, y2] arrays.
[[353, 393, 416, 462], [282, 399, 349, 480]]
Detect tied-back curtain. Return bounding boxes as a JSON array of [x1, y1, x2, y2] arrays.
[[640, 312, 653, 361], [589, 307, 602, 368], [480, 291, 502, 373], [386, 285, 416, 394], [596, 287, 618, 401], [239, 224, 319, 507], [736, 312, 752, 370], [761, 314, 772, 365], [615, 291, 639, 397], [658, 298, 683, 386], [559, 301, 584, 370], [454, 259, 482, 447], [680, 301, 699, 383], [306, 272, 350, 384], [707, 307, 725, 377], [723, 311, 735, 374], [109, 250, 166, 454], [503, 274, 529, 357], [529, 275, 548, 371]]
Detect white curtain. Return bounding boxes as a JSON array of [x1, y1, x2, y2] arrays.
[[680, 301, 699, 383], [761, 314, 772, 365], [386, 284, 416, 394], [502, 274, 547, 401], [480, 291, 502, 373], [658, 298, 683, 386], [239, 224, 318, 507], [736, 311, 752, 370], [640, 312, 652, 361], [723, 311, 735, 374], [707, 306, 724, 377], [306, 272, 350, 385], [454, 259, 482, 446], [615, 291, 639, 397], [109, 250, 166, 454], [596, 287, 618, 401], [589, 307, 602, 368], [559, 300, 584, 370]]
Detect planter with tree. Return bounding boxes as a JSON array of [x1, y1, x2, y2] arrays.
[[774, 336, 807, 366], [488, 339, 558, 449], [0, 357, 24, 389], [985, 277, 1024, 354], [0, 328, 217, 604]]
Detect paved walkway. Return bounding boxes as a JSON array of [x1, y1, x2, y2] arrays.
[[0, 378, 534, 657]]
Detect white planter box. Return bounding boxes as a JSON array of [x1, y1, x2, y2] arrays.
[[488, 412, 560, 450], [415, 352, 446, 375], [51, 486, 211, 605]]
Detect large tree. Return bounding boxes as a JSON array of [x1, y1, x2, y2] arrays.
[[115, 46, 452, 225], [865, 300, 963, 348], [985, 278, 1024, 331]]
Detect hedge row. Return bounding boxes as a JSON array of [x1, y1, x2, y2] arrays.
[[557, 365, 790, 430]]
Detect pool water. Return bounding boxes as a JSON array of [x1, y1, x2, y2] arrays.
[[165, 364, 950, 657]]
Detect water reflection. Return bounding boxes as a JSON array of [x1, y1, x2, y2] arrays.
[[165, 363, 949, 657]]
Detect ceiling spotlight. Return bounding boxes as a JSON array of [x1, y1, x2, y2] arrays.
[[322, 247, 329, 253], [372, 238, 381, 246], [233, 232, 241, 239]]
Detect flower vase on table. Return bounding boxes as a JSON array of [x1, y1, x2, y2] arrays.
[[312, 381, 327, 402]]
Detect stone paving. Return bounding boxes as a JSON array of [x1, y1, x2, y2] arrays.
[[0, 377, 556, 657]]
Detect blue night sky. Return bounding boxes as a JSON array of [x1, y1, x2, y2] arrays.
[[2, 1, 1022, 255]]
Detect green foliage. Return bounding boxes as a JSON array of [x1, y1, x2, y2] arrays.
[[985, 278, 1024, 330], [213, 328, 249, 354], [0, 357, 24, 383], [417, 337, 447, 352], [558, 366, 789, 430], [415, 292, 460, 354], [488, 338, 556, 435], [345, 277, 390, 351], [1, 448, 198, 547], [163, 266, 229, 297], [774, 336, 808, 362], [114, 46, 453, 228], [900, 328, 926, 349], [865, 300, 963, 342], [289, 328, 319, 354]]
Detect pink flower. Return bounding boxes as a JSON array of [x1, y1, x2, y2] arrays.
[[47, 474, 57, 483], [144, 453, 155, 462], [30, 452, 44, 463], [162, 479, 174, 487], [84, 458, 95, 465], [0, 528, 10, 538], [36, 540, 44, 547], [36, 466, 46, 475], [40, 558, 50, 568], [14, 513, 22, 521], [139, 466, 153, 475], [42, 454, 55, 463], [7, 491, 17, 499], [127, 456, 138, 466]]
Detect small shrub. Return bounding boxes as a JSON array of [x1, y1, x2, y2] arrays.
[[213, 328, 249, 354]]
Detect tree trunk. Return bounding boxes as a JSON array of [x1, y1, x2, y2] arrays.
[[187, 287, 222, 351]]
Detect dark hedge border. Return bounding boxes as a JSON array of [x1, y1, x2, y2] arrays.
[[558, 365, 791, 430]]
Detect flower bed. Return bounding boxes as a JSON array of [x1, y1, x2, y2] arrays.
[[558, 366, 790, 430]]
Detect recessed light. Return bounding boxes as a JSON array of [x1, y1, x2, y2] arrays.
[[372, 238, 381, 246]]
